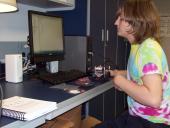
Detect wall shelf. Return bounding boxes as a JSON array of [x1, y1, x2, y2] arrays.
[[17, 0, 75, 9]]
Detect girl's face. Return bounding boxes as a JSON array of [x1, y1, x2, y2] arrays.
[[114, 15, 134, 42]]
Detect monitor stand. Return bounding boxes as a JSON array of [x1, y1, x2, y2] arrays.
[[46, 61, 59, 73]]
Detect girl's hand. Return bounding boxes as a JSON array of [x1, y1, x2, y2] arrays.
[[112, 75, 126, 91], [109, 69, 120, 77], [108, 69, 127, 77]]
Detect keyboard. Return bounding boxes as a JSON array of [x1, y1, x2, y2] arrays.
[[38, 69, 86, 85]]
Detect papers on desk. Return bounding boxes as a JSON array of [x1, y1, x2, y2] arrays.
[[2, 96, 57, 121]]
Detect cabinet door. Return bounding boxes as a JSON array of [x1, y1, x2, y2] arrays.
[[88, 94, 104, 121], [90, 0, 105, 66], [90, 0, 120, 69], [103, 88, 117, 120], [88, 2, 106, 115], [105, 0, 118, 69]]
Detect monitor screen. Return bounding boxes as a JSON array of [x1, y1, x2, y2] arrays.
[[28, 10, 64, 64]]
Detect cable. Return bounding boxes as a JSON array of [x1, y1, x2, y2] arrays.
[[0, 82, 4, 117]]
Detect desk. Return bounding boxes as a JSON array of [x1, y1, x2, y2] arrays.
[[0, 78, 113, 128]]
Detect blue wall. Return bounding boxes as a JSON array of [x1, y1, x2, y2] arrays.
[[49, 0, 87, 36], [0, 0, 87, 75], [0, 42, 29, 75]]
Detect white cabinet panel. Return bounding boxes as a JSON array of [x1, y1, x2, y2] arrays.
[[17, 0, 75, 9]]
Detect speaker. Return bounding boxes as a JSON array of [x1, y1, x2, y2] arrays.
[[5, 54, 23, 83], [46, 61, 59, 73]]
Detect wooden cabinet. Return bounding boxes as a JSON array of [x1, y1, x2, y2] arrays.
[[89, 0, 130, 69], [89, 87, 127, 121], [89, 88, 117, 121], [89, 0, 118, 68], [88, 0, 129, 121]]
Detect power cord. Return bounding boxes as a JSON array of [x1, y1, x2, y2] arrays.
[[23, 59, 36, 74], [0, 83, 4, 117]]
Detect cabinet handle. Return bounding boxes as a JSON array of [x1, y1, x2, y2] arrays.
[[106, 29, 109, 42], [88, 51, 94, 56], [102, 29, 104, 42]]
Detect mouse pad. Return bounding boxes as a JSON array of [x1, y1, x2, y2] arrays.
[[67, 75, 110, 87], [67, 76, 95, 87]]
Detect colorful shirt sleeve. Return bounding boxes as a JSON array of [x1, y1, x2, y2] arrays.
[[136, 40, 163, 78]]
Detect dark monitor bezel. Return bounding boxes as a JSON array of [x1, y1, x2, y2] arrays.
[[28, 10, 65, 64]]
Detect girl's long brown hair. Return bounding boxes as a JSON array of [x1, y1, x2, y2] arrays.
[[117, 0, 160, 44]]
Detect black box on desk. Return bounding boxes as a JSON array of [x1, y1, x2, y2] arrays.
[[59, 36, 93, 73]]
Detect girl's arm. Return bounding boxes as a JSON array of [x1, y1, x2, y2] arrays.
[[113, 74, 162, 108], [109, 70, 127, 77]]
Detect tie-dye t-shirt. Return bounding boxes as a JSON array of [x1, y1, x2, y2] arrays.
[[127, 38, 170, 125]]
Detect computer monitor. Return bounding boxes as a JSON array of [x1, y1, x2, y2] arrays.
[[28, 10, 64, 65]]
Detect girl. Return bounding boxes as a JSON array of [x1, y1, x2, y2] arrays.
[[95, 0, 170, 127]]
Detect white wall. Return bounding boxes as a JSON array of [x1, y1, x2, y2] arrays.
[[155, 0, 170, 65], [0, 3, 44, 42], [155, 0, 170, 15]]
